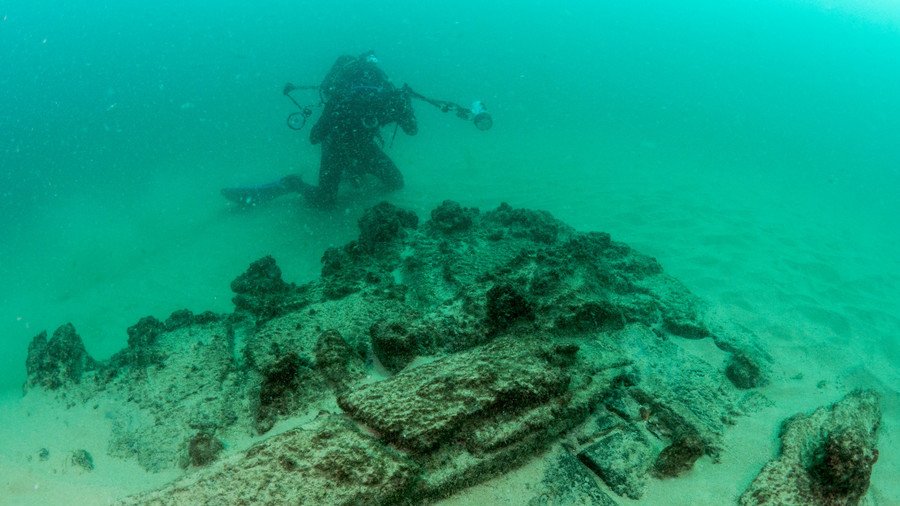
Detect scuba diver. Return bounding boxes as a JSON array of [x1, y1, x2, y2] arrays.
[[222, 51, 492, 209]]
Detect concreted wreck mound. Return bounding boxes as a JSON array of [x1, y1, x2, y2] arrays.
[[26, 200, 780, 504], [740, 389, 881, 506]]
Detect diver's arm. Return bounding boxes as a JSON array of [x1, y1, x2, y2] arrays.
[[310, 101, 335, 145], [310, 117, 325, 145], [400, 111, 418, 136], [393, 89, 418, 136]]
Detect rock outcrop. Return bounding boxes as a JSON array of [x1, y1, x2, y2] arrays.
[[24, 201, 778, 503], [123, 415, 418, 505], [740, 389, 881, 506], [25, 323, 96, 390]]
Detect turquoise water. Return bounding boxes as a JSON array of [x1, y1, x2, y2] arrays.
[[1, 0, 898, 501]]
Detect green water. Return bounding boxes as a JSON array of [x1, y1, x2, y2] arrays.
[[1, 0, 898, 420]]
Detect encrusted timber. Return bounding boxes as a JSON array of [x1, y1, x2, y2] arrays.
[[420, 370, 615, 501]]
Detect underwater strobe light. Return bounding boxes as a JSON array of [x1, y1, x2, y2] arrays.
[[469, 101, 493, 131], [287, 106, 313, 130]]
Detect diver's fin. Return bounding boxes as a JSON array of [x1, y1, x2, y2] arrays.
[[221, 175, 304, 207]]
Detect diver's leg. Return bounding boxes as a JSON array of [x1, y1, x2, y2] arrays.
[[280, 174, 317, 199], [308, 137, 344, 208], [363, 143, 404, 192]]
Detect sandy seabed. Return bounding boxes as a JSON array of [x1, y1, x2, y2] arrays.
[[0, 153, 897, 505]]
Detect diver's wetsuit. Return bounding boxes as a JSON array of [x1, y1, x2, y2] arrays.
[[303, 53, 417, 208], [220, 53, 416, 209]]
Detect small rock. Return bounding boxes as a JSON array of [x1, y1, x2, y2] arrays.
[[490, 202, 560, 244], [662, 315, 710, 339], [369, 321, 419, 373], [809, 427, 878, 503], [70, 449, 94, 471], [256, 352, 310, 433], [486, 283, 534, 332], [105, 316, 167, 369], [577, 427, 653, 499], [187, 432, 224, 467], [231, 256, 293, 319], [429, 200, 478, 234], [357, 202, 418, 253], [192, 310, 220, 325], [126, 316, 165, 348], [653, 433, 705, 478], [314, 330, 365, 393], [530, 449, 618, 506], [725, 351, 765, 389], [555, 301, 625, 334], [164, 309, 194, 331], [231, 256, 289, 296]]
